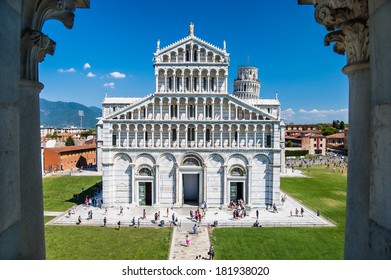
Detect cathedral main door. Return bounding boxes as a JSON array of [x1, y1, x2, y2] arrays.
[[139, 182, 152, 206], [183, 174, 199, 205]]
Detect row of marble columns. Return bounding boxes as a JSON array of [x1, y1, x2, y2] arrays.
[[111, 123, 272, 149], [156, 73, 227, 93], [119, 98, 264, 121], [161, 46, 222, 64]]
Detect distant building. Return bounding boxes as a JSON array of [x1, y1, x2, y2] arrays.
[[301, 134, 326, 155], [285, 124, 326, 155], [285, 124, 318, 132], [326, 132, 345, 151], [43, 144, 96, 172]]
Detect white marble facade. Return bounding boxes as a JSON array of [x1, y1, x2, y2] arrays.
[[98, 24, 283, 208]]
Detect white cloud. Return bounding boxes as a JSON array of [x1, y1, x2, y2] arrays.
[[58, 68, 76, 73], [103, 82, 115, 89], [298, 108, 348, 118], [283, 108, 348, 124], [109, 71, 126, 79], [83, 63, 91, 70], [281, 108, 296, 119], [87, 72, 96, 78]]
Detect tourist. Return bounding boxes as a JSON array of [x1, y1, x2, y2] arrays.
[[142, 209, 146, 220], [192, 223, 198, 234], [137, 217, 140, 229], [119, 206, 123, 215], [117, 221, 121, 230], [256, 209, 259, 220], [301, 207, 304, 217], [77, 215, 81, 225], [103, 216, 107, 227], [166, 207, 169, 217], [208, 245, 215, 260], [131, 217, 136, 227], [185, 235, 190, 247], [295, 208, 299, 216]]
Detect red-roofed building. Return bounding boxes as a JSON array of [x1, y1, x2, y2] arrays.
[[326, 132, 345, 150], [43, 144, 96, 172]]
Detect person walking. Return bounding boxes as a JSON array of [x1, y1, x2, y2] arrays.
[[185, 235, 191, 247], [103, 216, 107, 227], [256, 209, 259, 220], [208, 245, 215, 260]]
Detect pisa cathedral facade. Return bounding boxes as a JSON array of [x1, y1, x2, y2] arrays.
[[97, 24, 285, 208]]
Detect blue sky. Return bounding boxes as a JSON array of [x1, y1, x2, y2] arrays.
[[40, 0, 349, 124]]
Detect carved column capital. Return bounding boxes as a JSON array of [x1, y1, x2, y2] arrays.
[[22, 29, 56, 63], [313, 0, 369, 67]]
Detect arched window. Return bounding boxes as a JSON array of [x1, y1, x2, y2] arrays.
[[231, 167, 244, 176], [183, 157, 200, 166], [139, 167, 152, 176]]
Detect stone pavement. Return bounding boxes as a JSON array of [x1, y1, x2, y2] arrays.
[[169, 224, 211, 260], [45, 188, 334, 260]]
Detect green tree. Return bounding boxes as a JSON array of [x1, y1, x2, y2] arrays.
[[65, 136, 75, 146], [286, 140, 293, 147], [339, 121, 345, 130], [80, 129, 96, 138]]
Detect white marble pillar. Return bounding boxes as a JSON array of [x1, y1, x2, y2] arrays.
[[164, 74, 167, 93], [151, 127, 155, 148], [195, 98, 198, 120], [159, 126, 163, 148], [126, 127, 130, 147], [134, 128, 138, 147], [195, 127, 198, 148], [168, 125, 171, 148], [212, 101, 215, 120]]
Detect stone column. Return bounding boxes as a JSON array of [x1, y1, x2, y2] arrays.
[[160, 101, 162, 120], [19, 79, 46, 259], [223, 165, 228, 205], [195, 98, 198, 120], [154, 164, 160, 205], [212, 101, 215, 120], [151, 127, 155, 148], [303, 0, 370, 259], [0, 0, 22, 259], [159, 126, 163, 148], [155, 74, 159, 92], [203, 126, 206, 148], [164, 74, 167, 93], [126, 127, 130, 147], [134, 128, 138, 147], [168, 125, 171, 148], [368, 0, 391, 260], [247, 165, 252, 206]]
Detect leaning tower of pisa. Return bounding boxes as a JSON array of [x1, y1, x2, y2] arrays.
[[233, 66, 261, 100]]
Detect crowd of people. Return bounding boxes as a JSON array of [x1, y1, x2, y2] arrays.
[[286, 154, 348, 174]]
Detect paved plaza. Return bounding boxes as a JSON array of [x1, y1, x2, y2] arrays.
[[45, 175, 333, 260]]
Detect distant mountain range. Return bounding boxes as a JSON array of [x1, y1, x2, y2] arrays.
[[40, 98, 102, 128]]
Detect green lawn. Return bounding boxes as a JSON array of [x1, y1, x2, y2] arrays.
[[44, 175, 172, 260], [45, 226, 172, 260], [43, 175, 102, 211], [44, 168, 347, 259], [210, 167, 347, 260]]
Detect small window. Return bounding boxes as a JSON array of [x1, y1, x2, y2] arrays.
[[231, 167, 244, 176], [183, 157, 200, 166], [139, 167, 152, 176]]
